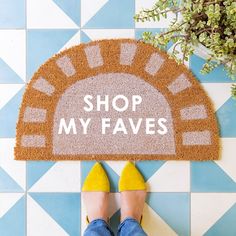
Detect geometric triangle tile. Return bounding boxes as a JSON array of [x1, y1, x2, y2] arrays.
[[81, 161, 119, 192], [191, 161, 236, 192], [29, 193, 80, 236], [81, 0, 108, 27], [190, 54, 232, 83], [53, 0, 80, 26], [142, 203, 177, 236], [0, 87, 25, 138], [81, 29, 135, 42], [0, 193, 24, 217], [201, 83, 232, 111], [27, 0, 78, 29], [27, 29, 78, 79], [191, 193, 236, 236], [215, 138, 236, 182], [0, 0, 25, 28], [147, 193, 190, 236], [216, 97, 236, 137], [136, 160, 165, 182], [58, 30, 81, 53], [84, 0, 135, 28], [80, 31, 92, 43], [29, 162, 81, 192], [0, 138, 26, 190], [0, 30, 26, 81], [27, 195, 69, 236], [204, 203, 236, 236], [0, 84, 24, 110], [105, 161, 127, 177], [0, 194, 25, 236], [146, 161, 190, 192], [0, 58, 24, 84], [27, 161, 55, 190], [0, 167, 23, 192]]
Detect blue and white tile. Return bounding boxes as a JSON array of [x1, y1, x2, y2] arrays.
[[28, 161, 81, 192], [0, 84, 25, 110], [146, 161, 190, 192], [216, 98, 236, 137], [82, 0, 135, 29], [142, 203, 177, 236], [27, 29, 78, 79], [0, 139, 26, 191], [0, 0, 25, 28], [191, 138, 236, 192], [191, 193, 236, 236], [27, 0, 79, 29], [0, 87, 25, 138], [81, 0, 109, 27], [201, 83, 232, 110], [0, 58, 24, 84], [0, 193, 26, 236], [28, 193, 80, 236], [0, 30, 26, 82], [147, 193, 190, 236]]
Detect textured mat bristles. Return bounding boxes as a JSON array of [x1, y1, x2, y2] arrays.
[[15, 39, 220, 161]]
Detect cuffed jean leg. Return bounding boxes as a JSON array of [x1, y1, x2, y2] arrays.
[[117, 217, 147, 236], [84, 219, 114, 236]]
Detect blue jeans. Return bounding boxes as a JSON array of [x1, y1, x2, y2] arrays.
[[84, 217, 147, 236]]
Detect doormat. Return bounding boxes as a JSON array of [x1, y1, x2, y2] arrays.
[[15, 39, 220, 161]]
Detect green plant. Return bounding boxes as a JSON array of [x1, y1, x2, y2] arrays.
[[134, 0, 236, 97]]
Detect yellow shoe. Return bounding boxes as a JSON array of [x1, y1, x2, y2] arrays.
[[119, 162, 146, 192], [82, 162, 110, 192]]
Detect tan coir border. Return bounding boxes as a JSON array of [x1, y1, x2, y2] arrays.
[[15, 39, 220, 161]]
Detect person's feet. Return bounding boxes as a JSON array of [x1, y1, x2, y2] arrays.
[[120, 190, 146, 222], [82, 192, 109, 222]]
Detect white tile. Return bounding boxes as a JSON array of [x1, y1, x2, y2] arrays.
[[0, 30, 26, 81], [0, 139, 26, 190], [27, 195, 69, 236], [191, 193, 236, 236], [27, 0, 78, 29], [0, 193, 24, 217], [146, 161, 190, 192], [29, 162, 81, 192], [215, 138, 236, 182]]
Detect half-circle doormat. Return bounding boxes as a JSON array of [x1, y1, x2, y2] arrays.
[[15, 39, 220, 161]]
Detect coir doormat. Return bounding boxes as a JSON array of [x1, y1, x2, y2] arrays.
[[15, 39, 220, 161]]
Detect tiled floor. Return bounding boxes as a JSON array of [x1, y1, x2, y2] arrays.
[[0, 0, 236, 235]]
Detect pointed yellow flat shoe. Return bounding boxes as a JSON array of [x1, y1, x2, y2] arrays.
[[82, 162, 110, 192], [119, 162, 146, 192]]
